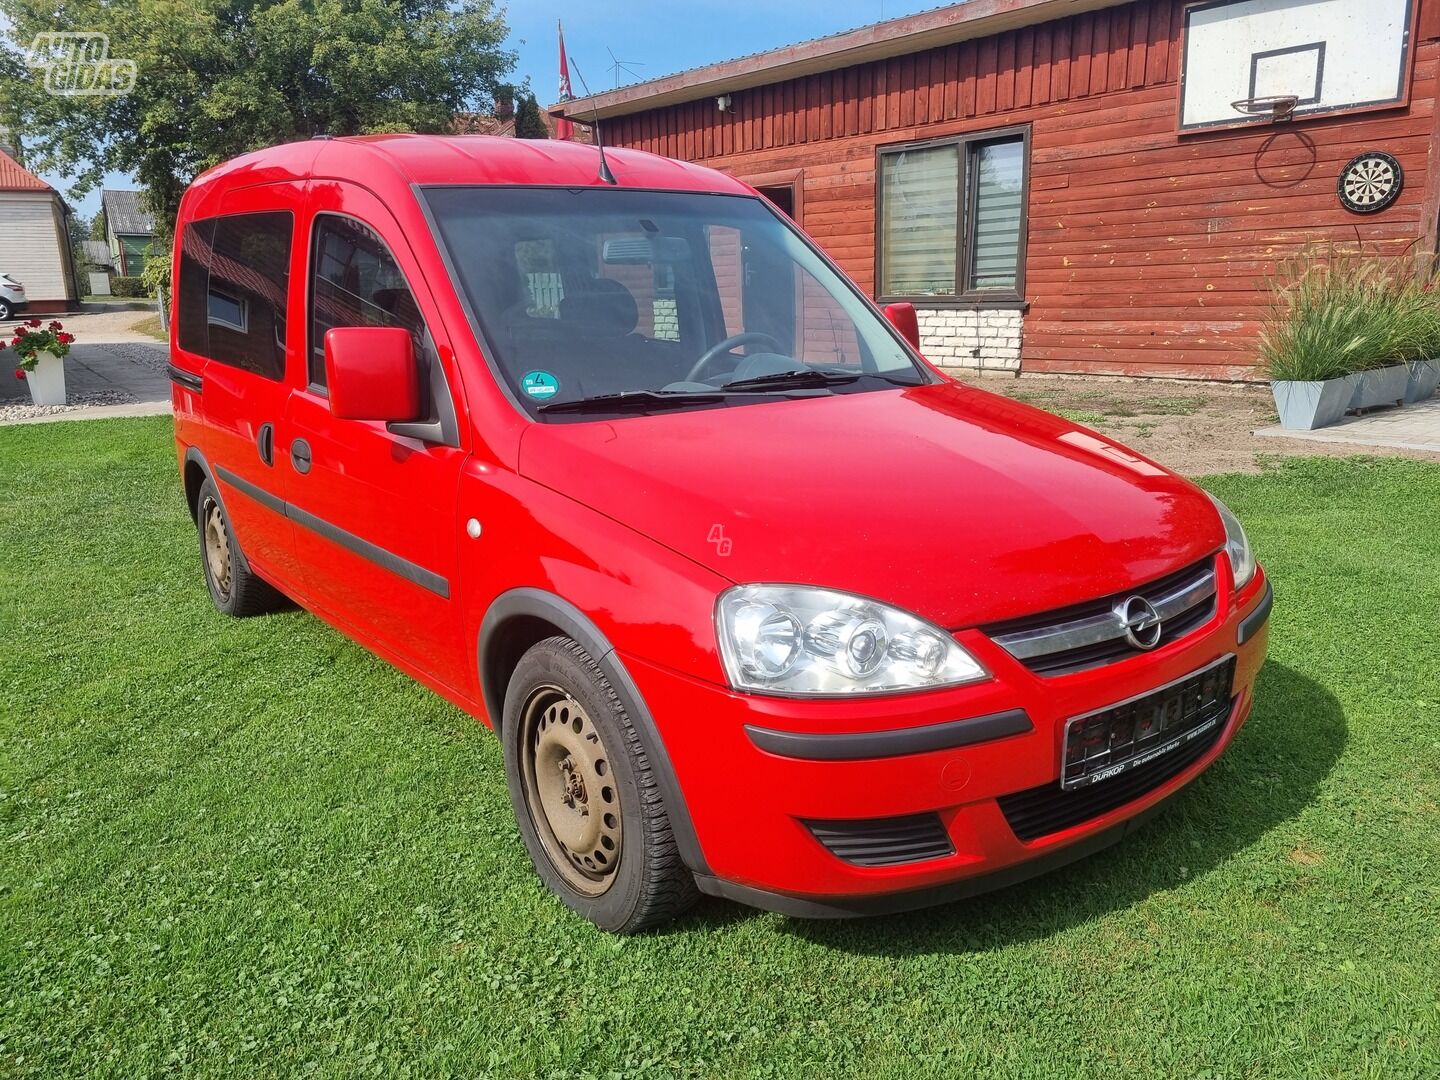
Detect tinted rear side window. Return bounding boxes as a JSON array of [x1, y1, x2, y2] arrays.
[[175, 211, 293, 380], [175, 219, 213, 357], [309, 215, 425, 389]]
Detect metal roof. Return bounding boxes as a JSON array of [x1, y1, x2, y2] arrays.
[[0, 147, 51, 192], [102, 189, 156, 235], [81, 240, 114, 266], [552, 0, 1132, 121]]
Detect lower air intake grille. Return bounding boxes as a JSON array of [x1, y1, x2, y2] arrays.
[[805, 812, 954, 867], [997, 699, 1230, 842]]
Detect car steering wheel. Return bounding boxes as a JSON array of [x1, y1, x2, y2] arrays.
[[685, 332, 784, 383]]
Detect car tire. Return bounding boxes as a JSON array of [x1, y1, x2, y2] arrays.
[[0, 300, 10, 321], [195, 477, 284, 617], [502, 636, 699, 933]]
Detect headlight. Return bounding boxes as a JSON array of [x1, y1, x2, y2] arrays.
[[716, 585, 988, 695], [1210, 495, 1256, 590]]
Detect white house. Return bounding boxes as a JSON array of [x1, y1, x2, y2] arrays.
[[0, 145, 77, 314]]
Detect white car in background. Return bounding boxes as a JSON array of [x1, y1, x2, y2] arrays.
[[0, 274, 26, 321]]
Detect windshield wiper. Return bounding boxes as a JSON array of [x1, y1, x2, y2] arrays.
[[537, 389, 728, 414], [720, 368, 923, 392], [719, 369, 861, 392]]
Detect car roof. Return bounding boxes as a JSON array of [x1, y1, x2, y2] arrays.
[[184, 134, 755, 211]]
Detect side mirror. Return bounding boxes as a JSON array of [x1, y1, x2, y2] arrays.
[[882, 302, 922, 352], [324, 327, 421, 422]]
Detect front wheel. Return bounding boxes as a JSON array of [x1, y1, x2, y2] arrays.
[[195, 477, 284, 617], [502, 637, 698, 932]]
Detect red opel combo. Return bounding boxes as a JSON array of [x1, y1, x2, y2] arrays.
[[169, 135, 1271, 932]]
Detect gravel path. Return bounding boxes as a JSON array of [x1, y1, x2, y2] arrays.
[[0, 389, 139, 423]]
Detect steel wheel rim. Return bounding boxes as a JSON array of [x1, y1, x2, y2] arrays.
[[519, 685, 622, 896], [202, 496, 232, 600]]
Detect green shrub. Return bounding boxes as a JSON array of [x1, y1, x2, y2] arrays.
[[139, 252, 171, 299], [1258, 247, 1440, 381], [110, 276, 148, 298]]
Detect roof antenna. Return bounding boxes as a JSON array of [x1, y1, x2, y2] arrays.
[[568, 57, 617, 186]]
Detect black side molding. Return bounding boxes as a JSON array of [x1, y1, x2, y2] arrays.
[[1237, 580, 1273, 645], [215, 464, 285, 515], [744, 708, 1033, 762], [167, 364, 203, 393], [288, 501, 448, 598], [213, 464, 449, 598]]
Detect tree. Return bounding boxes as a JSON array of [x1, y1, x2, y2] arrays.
[[513, 94, 550, 140], [0, 0, 515, 231]]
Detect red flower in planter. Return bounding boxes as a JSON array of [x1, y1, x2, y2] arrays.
[[48, 320, 63, 331], [13, 368, 24, 380], [26, 319, 40, 328], [57, 332, 75, 344]]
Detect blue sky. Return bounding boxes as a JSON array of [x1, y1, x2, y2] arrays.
[[34, 1, 938, 219]]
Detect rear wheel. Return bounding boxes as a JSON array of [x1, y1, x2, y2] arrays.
[[0, 300, 11, 321], [195, 477, 283, 617], [503, 637, 698, 932]]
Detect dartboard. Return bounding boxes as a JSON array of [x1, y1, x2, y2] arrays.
[[1338, 152, 1403, 213]]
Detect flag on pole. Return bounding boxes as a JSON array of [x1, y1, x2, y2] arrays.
[[556, 21, 575, 141]]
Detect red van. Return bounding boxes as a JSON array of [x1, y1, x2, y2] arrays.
[[169, 135, 1271, 932]]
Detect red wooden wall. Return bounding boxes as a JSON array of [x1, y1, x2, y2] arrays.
[[601, 0, 1440, 378]]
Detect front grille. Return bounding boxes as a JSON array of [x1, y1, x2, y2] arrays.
[[986, 557, 1218, 676], [805, 812, 954, 867], [997, 657, 1235, 842]]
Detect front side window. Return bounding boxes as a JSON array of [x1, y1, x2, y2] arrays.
[[309, 215, 426, 389], [174, 211, 293, 380], [878, 129, 1027, 301], [423, 187, 928, 418]]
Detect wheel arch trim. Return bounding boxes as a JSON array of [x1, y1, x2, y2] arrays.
[[478, 588, 710, 875]]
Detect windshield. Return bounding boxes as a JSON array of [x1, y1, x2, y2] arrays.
[[423, 187, 930, 417]]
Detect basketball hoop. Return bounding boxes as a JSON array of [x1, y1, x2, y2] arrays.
[[1230, 94, 1300, 121]]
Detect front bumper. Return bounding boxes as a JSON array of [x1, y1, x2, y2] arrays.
[[624, 562, 1271, 914]]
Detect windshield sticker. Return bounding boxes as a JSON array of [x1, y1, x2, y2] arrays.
[[520, 370, 560, 400]]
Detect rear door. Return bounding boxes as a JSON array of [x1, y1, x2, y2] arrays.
[[176, 185, 305, 587], [281, 183, 472, 692]]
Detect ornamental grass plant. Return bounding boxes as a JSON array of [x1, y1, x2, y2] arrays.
[[1258, 246, 1440, 382]]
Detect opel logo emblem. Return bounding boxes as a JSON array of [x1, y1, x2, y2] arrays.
[[1115, 596, 1163, 650]]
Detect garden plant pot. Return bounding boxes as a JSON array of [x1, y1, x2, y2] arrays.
[[1272, 377, 1353, 431], [24, 351, 66, 407], [1348, 364, 1407, 411], [1403, 358, 1440, 403]]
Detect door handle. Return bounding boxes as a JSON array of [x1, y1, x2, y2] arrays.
[[256, 423, 274, 466], [290, 437, 312, 475]]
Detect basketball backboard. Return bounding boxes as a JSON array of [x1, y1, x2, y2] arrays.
[[1179, 0, 1414, 131]]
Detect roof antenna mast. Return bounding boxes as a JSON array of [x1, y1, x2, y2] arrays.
[[568, 58, 617, 186]]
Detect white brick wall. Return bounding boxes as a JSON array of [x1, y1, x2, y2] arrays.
[[652, 298, 680, 341], [915, 307, 1023, 373]]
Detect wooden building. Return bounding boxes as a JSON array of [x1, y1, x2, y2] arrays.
[[0, 145, 78, 315], [553, 0, 1440, 379]]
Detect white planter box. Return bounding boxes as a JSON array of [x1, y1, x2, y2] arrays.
[[24, 351, 66, 406], [1348, 365, 1407, 411], [1272, 377, 1354, 431]]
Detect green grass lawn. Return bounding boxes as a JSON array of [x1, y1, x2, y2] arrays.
[[2, 417, 1437, 1078]]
